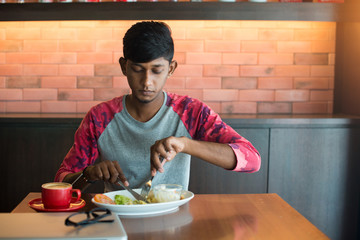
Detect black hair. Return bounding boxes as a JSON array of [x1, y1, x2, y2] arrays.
[[123, 21, 174, 63]]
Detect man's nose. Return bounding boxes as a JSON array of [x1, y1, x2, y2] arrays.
[[143, 71, 153, 87]]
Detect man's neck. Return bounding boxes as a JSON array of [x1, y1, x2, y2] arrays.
[[125, 93, 164, 122]]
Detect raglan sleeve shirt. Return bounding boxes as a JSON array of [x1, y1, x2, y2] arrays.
[[169, 93, 261, 173]]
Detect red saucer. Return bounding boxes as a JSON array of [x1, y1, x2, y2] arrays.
[[28, 197, 86, 212]]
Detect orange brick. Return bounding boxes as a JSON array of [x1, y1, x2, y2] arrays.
[[186, 52, 221, 65], [77, 76, 112, 88], [275, 65, 310, 77], [77, 28, 113, 40], [186, 28, 222, 40], [165, 89, 203, 101], [294, 53, 328, 65], [205, 40, 240, 53], [258, 102, 292, 114], [203, 89, 238, 101], [311, 41, 336, 53], [294, 29, 329, 41], [59, 64, 94, 76], [222, 77, 257, 89], [24, 64, 58, 76], [240, 66, 275, 77], [0, 77, 5, 88], [310, 90, 334, 101], [221, 101, 257, 114], [59, 40, 95, 52], [0, 89, 22, 100], [0, 64, 23, 75], [41, 53, 76, 64], [293, 102, 328, 114], [165, 77, 186, 89], [0, 102, 5, 113], [277, 41, 312, 53], [94, 64, 122, 76], [113, 76, 129, 88], [175, 40, 204, 52], [294, 77, 330, 89], [259, 29, 294, 41], [185, 77, 221, 89], [58, 89, 94, 101], [223, 53, 257, 65], [259, 53, 293, 65], [6, 28, 41, 40], [204, 65, 239, 77], [94, 88, 130, 101], [41, 100, 77, 113], [203, 20, 241, 28], [77, 53, 113, 64], [329, 53, 335, 65], [277, 21, 312, 29], [0, 29, 5, 40], [258, 77, 293, 89], [6, 101, 41, 113], [24, 21, 59, 28], [203, 101, 221, 114], [77, 101, 102, 113], [0, 40, 23, 52], [60, 21, 96, 28], [41, 28, 76, 40], [0, 53, 4, 64], [173, 52, 186, 64], [173, 65, 203, 77], [7, 76, 40, 88], [41, 76, 76, 88], [96, 40, 123, 52], [275, 90, 310, 102], [310, 65, 334, 77], [241, 41, 276, 53], [241, 21, 278, 29], [23, 40, 58, 52], [239, 89, 275, 102], [223, 28, 258, 41], [23, 89, 57, 100], [6, 53, 41, 64]]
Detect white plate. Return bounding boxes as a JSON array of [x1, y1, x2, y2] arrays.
[[91, 189, 194, 216]]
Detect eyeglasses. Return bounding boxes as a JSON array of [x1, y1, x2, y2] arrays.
[[65, 208, 114, 227]]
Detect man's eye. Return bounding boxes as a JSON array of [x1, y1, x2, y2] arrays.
[[132, 67, 143, 72], [152, 69, 164, 74]]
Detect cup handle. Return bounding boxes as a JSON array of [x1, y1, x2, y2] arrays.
[[70, 189, 82, 202]]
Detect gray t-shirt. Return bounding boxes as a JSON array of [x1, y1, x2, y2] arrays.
[[98, 93, 191, 192]]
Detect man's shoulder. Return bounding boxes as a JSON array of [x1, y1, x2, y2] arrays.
[[166, 92, 203, 107]]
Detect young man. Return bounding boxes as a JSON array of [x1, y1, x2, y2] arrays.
[[55, 21, 261, 192]]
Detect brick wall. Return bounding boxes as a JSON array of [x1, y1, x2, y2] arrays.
[[0, 20, 335, 114]]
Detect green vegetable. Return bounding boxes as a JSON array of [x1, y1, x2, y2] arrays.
[[114, 195, 133, 205]]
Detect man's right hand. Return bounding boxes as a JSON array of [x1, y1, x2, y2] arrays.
[[84, 160, 129, 186]]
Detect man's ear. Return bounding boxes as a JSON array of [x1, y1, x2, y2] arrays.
[[168, 60, 178, 77], [119, 57, 127, 76]]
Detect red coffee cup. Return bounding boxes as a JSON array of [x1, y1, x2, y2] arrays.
[[41, 182, 81, 209]]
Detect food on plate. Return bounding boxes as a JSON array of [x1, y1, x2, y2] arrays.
[[114, 195, 147, 205], [93, 184, 186, 205], [153, 184, 183, 203], [94, 194, 115, 204]]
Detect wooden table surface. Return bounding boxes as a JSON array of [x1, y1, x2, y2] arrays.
[[12, 192, 329, 240]]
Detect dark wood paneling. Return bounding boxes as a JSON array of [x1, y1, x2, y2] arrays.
[[0, 2, 339, 22], [268, 128, 360, 240], [189, 128, 269, 194]]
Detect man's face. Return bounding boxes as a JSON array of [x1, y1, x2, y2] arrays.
[[120, 57, 177, 104]]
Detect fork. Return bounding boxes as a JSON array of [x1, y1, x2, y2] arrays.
[[140, 156, 164, 198]]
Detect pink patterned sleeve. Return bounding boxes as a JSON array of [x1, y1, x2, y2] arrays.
[[54, 97, 122, 181], [169, 93, 261, 173]]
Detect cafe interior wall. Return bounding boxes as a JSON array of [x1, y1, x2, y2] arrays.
[[0, 20, 336, 115]]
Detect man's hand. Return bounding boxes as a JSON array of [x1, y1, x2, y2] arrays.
[[150, 136, 187, 175], [84, 160, 129, 186]]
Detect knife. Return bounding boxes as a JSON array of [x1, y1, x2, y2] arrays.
[[117, 179, 148, 203]]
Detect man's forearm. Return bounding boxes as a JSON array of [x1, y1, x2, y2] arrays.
[[182, 137, 236, 170]]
